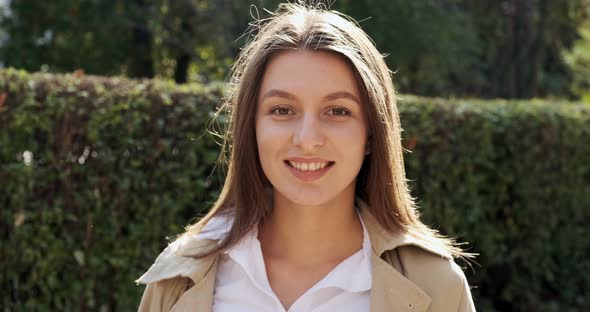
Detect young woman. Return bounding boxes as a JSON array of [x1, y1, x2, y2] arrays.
[[136, 2, 476, 311]]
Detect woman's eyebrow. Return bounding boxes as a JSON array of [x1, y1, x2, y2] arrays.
[[260, 89, 297, 101], [260, 89, 360, 104], [323, 91, 360, 105]]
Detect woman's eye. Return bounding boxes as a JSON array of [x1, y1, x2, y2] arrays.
[[328, 107, 350, 116], [269, 106, 350, 117], [271, 106, 293, 115]]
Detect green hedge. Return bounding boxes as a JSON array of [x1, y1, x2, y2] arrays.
[[1, 68, 589, 311], [400, 95, 590, 311], [0, 69, 224, 310]]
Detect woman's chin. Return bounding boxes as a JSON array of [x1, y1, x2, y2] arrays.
[[274, 187, 336, 207]]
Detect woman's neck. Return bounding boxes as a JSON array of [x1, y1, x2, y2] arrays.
[[257, 192, 364, 268]]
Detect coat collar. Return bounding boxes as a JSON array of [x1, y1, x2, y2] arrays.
[[136, 197, 451, 312], [356, 197, 452, 260], [135, 236, 220, 311], [356, 197, 451, 312]]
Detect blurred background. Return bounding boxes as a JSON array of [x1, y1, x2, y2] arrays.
[[0, 0, 589, 101], [1, 1, 590, 311]]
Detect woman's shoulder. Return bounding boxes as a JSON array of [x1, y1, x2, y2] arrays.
[[136, 275, 193, 311], [136, 215, 230, 285], [360, 205, 475, 309], [392, 243, 469, 284], [135, 218, 228, 312], [384, 245, 475, 311]]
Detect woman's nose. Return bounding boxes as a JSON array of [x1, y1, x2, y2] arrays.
[[292, 113, 325, 151]]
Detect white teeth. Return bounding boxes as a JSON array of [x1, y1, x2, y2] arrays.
[[288, 161, 330, 171]]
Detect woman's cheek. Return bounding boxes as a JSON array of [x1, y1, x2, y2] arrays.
[[329, 122, 366, 147], [256, 119, 288, 159], [258, 120, 289, 143]]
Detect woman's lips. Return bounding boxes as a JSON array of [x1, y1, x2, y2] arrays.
[[284, 161, 335, 182]]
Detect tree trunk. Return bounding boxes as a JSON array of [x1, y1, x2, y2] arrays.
[[174, 19, 192, 84], [128, 0, 154, 78]]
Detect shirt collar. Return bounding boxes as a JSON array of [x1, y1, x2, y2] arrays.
[[225, 209, 372, 294], [309, 211, 372, 292], [136, 197, 451, 286]]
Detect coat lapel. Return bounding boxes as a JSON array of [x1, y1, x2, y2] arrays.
[[170, 256, 218, 312], [162, 252, 431, 312], [136, 236, 220, 312], [138, 197, 452, 311], [357, 198, 450, 312], [370, 252, 431, 312]]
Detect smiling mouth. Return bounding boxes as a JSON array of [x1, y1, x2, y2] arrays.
[[283, 160, 335, 182], [284, 160, 336, 172]]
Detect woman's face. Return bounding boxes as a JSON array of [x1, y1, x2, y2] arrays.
[[255, 50, 368, 206]]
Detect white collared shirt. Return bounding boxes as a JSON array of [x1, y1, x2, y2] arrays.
[[197, 212, 372, 312]]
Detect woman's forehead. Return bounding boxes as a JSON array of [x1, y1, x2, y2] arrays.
[[257, 50, 362, 103]]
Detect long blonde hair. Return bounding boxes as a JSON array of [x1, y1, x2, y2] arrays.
[[183, 2, 472, 260]]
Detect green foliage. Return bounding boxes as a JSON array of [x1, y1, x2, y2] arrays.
[[334, 0, 590, 99], [336, 0, 482, 97], [400, 95, 590, 311], [0, 1, 135, 75], [1, 69, 589, 311], [564, 21, 590, 103], [0, 68, 224, 310], [0, 0, 281, 83], [1, 0, 589, 99]]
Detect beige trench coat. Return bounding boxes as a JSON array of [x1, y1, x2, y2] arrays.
[[136, 200, 476, 312]]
